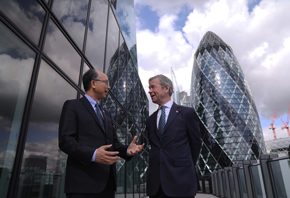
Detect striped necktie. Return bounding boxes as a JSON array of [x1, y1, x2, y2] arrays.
[[157, 106, 166, 140], [95, 103, 105, 131]]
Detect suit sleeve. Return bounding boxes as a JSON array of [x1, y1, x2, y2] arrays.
[[187, 108, 202, 164], [59, 100, 96, 164], [108, 112, 133, 162]]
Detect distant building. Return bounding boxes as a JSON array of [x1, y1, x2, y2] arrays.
[[191, 31, 266, 176], [265, 137, 290, 155], [179, 91, 191, 107]]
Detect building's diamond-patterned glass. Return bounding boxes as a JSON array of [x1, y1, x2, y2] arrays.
[[265, 137, 290, 154], [191, 31, 266, 176]]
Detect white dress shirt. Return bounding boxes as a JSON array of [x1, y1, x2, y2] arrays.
[[156, 100, 173, 127]]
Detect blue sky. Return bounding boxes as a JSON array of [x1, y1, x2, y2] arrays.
[[135, 0, 290, 141]]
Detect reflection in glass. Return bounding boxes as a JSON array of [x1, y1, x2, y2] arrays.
[[113, 0, 137, 68], [16, 60, 77, 198], [249, 165, 266, 198], [43, 19, 81, 84], [85, 0, 108, 71], [52, 0, 89, 50], [0, 0, 45, 45], [105, 8, 119, 74], [0, 22, 35, 198], [237, 169, 248, 198], [269, 159, 290, 198], [105, 31, 119, 97]]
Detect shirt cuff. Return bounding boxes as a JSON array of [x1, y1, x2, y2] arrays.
[[127, 147, 130, 156], [92, 149, 97, 162]]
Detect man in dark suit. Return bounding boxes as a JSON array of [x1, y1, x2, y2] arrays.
[[59, 69, 144, 198], [146, 75, 201, 198]]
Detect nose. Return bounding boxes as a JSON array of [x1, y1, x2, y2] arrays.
[[108, 85, 111, 90]]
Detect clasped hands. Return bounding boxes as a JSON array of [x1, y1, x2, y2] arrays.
[[95, 136, 145, 165]]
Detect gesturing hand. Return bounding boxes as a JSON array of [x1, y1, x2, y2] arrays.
[[95, 144, 120, 165], [128, 136, 145, 156]]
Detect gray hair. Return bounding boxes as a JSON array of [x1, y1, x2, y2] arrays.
[[149, 75, 174, 96]]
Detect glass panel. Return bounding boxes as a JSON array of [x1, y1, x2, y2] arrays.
[[249, 165, 266, 198], [16, 60, 77, 198], [269, 159, 290, 198], [237, 169, 248, 198], [228, 171, 236, 198], [85, 0, 108, 71], [106, 32, 120, 97], [105, 8, 119, 74], [0, 0, 45, 45], [113, 0, 137, 68], [52, 0, 89, 50], [0, 21, 35, 198], [81, 62, 90, 91], [43, 19, 81, 84]]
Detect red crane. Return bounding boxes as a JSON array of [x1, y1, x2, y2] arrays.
[[281, 102, 290, 137], [269, 109, 278, 139]]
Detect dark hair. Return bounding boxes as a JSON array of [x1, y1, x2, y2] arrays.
[[83, 69, 98, 92], [149, 74, 174, 96]]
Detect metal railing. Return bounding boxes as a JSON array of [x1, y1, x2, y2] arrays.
[[211, 153, 290, 198]]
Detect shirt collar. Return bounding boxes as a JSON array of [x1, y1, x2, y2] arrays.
[[85, 94, 99, 108], [159, 100, 173, 110]]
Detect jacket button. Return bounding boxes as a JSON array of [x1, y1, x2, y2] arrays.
[[158, 161, 160, 165], [107, 139, 109, 143], [160, 148, 163, 152]]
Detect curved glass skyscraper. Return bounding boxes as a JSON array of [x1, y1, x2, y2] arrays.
[[191, 31, 266, 176]]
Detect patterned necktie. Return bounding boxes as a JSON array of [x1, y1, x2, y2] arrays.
[[157, 106, 166, 140], [95, 103, 105, 131]]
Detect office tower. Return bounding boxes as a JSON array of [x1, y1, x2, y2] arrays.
[[191, 31, 266, 176]]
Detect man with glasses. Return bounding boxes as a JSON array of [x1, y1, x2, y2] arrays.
[[59, 69, 144, 198]]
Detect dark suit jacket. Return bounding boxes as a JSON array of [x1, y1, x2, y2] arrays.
[[59, 96, 131, 193], [146, 102, 201, 197]]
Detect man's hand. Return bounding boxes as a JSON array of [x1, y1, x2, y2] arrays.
[[95, 145, 120, 165], [128, 136, 145, 156]]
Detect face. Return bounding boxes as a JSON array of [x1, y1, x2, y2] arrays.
[[148, 77, 169, 105], [92, 71, 110, 100]]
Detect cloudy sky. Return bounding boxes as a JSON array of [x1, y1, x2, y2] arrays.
[[134, 0, 290, 141]]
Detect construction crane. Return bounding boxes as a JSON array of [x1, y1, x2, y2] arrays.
[[171, 67, 180, 105], [269, 109, 278, 139], [281, 102, 290, 137]]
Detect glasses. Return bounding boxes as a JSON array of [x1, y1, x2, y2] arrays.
[[94, 79, 109, 86]]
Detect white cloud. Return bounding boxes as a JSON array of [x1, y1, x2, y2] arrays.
[[137, 0, 290, 119]]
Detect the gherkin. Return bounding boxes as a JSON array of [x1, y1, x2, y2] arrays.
[[191, 31, 266, 176]]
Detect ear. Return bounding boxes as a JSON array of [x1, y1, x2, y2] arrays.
[[90, 80, 96, 89], [164, 85, 170, 93]]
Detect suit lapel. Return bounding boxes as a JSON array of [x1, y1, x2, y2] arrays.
[[163, 103, 179, 133], [81, 97, 106, 135]]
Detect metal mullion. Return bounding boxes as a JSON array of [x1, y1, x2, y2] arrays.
[[103, 2, 110, 73], [7, 52, 42, 198], [78, 0, 92, 99], [82, 0, 92, 55]]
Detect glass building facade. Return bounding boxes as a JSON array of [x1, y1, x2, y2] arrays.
[[0, 0, 149, 197], [191, 31, 266, 176], [265, 137, 290, 155]]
